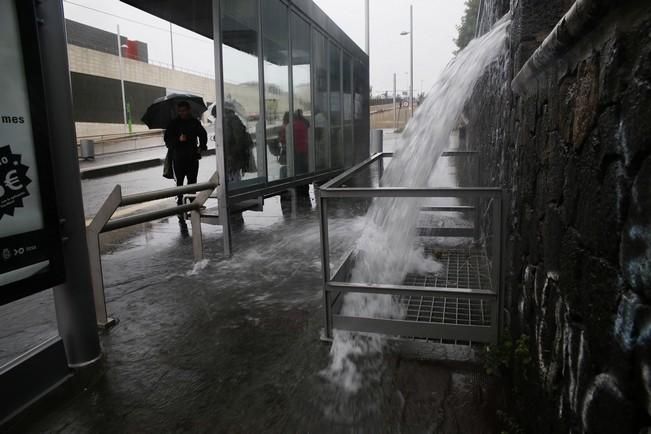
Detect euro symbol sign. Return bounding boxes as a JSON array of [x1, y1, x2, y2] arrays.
[[4, 169, 23, 191]]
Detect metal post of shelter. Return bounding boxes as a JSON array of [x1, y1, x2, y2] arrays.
[[212, 0, 232, 257], [37, 0, 102, 367]]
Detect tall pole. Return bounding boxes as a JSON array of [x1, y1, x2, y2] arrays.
[[169, 22, 175, 70], [393, 73, 397, 130], [409, 5, 414, 117], [211, 0, 232, 256], [37, 0, 102, 367], [116, 25, 128, 133], [365, 0, 370, 55]]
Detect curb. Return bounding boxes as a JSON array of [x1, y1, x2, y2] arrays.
[[79, 149, 217, 180], [79, 158, 162, 179]]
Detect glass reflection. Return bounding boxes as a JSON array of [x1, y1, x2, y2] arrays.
[[291, 13, 312, 176], [354, 60, 369, 164], [313, 30, 329, 171], [262, 0, 291, 182], [343, 53, 353, 167], [221, 0, 265, 190], [329, 42, 343, 168]]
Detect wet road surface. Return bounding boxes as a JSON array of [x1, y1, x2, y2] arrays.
[[5, 131, 501, 432], [6, 194, 499, 433], [79, 129, 402, 219]]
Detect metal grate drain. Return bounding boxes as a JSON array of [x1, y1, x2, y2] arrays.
[[403, 248, 492, 291], [398, 295, 492, 327]]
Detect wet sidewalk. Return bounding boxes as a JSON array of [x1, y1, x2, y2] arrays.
[[6, 193, 499, 433], [77, 135, 218, 180]]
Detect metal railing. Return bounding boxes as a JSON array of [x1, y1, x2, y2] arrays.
[[317, 152, 506, 346], [87, 172, 219, 328], [76, 129, 163, 143]]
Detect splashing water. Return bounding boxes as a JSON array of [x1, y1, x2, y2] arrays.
[[322, 15, 511, 394], [187, 259, 210, 276]]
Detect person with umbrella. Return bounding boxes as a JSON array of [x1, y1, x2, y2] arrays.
[[163, 101, 208, 205]]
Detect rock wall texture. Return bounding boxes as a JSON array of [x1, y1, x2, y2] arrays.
[[467, 0, 651, 432]]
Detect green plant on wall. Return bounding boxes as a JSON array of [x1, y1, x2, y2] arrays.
[[482, 334, 532, 378], [484, 335, 531, 434], [497, 409, 525, 434], [454, 0, 480, 53]]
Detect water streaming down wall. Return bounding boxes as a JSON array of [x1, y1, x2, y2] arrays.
[[323, 15, 511, 393], [467, 0, 651, 431]]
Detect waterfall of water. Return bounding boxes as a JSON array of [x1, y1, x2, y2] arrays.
[[322, 15, 511, 394]]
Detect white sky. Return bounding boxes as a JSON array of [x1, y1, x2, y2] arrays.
[[313, 0, 466, 95], [62, 0, 466, 95]]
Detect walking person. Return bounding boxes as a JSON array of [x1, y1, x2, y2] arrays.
[[164, 101, 208, 206]]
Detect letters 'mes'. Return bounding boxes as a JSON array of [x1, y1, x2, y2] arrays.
[[1, 115, 25, 124]]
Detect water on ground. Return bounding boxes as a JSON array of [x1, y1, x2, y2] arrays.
[[7, 189, 500, 433]]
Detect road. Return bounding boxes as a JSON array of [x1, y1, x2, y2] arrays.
[[80, 129, 403, 218], [80, 153, 218, 218]]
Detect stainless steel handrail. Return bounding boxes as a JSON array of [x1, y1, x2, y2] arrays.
[[317, 150, 505, 345], [319, 187, 502, 198], [87, 172, 219, 328], [120, 181, 217, 206], [320, 151, 478, 190]]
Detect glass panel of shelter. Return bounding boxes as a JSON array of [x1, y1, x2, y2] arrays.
[[290, 12, 312, 176], [221, 0, 266, 191], [354, 59, 369, 163], [221, 0, 367, 187], [342, 52, 354, 167], [329, 41, 343, 169], [262, 0, 292, 183], [312, 29, 330, 172]]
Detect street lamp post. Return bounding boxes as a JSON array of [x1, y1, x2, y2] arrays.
[[400, 5, 414, 118], [116, 25, 129, 133], [365, 0, 370, 55], [169, 22, 175, 70], [393, 72, 397, 130]]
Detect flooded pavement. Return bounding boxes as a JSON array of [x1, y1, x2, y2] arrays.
[[5, 132, 500, 432], [7, 193, 500, 433]]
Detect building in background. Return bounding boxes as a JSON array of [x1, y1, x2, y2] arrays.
[[65, 19, 216, 137], [122, 0, 370, 203]]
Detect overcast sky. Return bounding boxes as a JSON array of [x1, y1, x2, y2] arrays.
[[63, 0, 467, 95], [313, 0, 466, 95]]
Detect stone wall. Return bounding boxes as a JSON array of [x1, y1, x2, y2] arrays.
[[466, 0, 651, 432]]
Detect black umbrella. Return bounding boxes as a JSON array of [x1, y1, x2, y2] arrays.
[[141, 93, 207, 129]]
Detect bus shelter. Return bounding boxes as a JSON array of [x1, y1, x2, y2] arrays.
[[122, 0, 371, 253]]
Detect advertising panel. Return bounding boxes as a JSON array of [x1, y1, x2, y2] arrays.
[[0, 0, 65, 304]]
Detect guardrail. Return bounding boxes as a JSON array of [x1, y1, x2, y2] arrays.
[[317, 152, 506, 345], [76, 129, 163, 144], [87, 172, 219, 328]]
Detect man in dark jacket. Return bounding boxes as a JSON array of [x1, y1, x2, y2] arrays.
[[164, 101, 208, 205]]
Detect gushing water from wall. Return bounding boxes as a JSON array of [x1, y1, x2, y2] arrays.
[[322, 15, 511, 395]]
